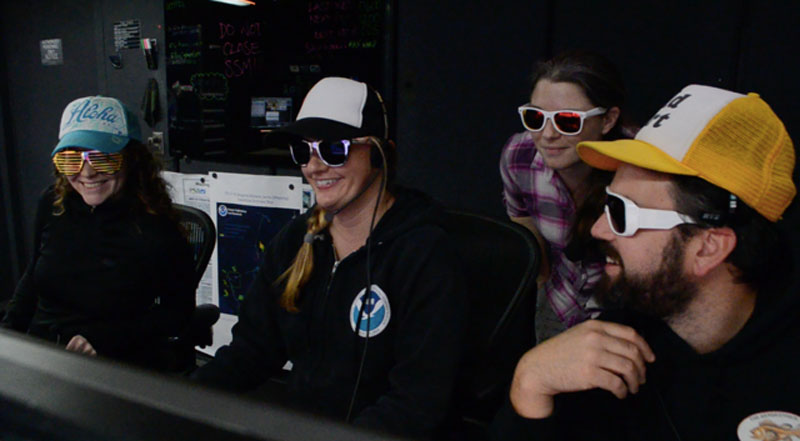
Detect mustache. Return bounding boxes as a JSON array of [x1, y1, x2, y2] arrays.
[[597, 241, 622, 264], [566, 237, 615, 263], [594, 241, 625, 309]]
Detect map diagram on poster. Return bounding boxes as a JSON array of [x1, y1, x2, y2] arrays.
[[216, 203, 297, 315]]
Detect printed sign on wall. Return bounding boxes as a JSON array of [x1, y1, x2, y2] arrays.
[[113, 19, 142, 51], [40, 39, 63, 66]]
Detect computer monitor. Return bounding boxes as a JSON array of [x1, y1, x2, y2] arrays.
[[0, 330, 406, 441], [250, 97, 292, 129]]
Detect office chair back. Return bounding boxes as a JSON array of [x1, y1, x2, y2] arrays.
[[172, 204, 220, 371], [441, 210, 540, 433], [175, 204, 216, 289]]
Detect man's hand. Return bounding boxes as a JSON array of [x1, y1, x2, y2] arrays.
[[65, 334, 97, 356], [510, 320, 655, 419]]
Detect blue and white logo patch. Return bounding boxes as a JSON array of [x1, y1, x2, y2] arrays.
[[350, 285, 391, 338]]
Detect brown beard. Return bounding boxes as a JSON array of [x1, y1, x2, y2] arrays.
[[595, 232, 697, 320]]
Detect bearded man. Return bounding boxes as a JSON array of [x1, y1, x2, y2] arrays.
[[493, 84, 800, 441]]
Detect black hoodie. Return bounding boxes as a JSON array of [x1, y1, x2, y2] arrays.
[[492, 276, 800, 441], [1, 188, 195, 369], [193, 187, 467, 438]]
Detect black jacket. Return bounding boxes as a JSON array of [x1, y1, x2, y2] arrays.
[[492, 279, 800, 441], [1, 189, 195, 369], [193, 187, 467, 438]]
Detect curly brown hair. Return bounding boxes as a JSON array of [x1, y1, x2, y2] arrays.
[[52, 141, 179, 224]]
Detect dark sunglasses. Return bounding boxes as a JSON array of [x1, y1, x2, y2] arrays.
[[517, 105, 606, 136], [289, 139, 352, 167], [52, 150, 124, 176], [604, 187, 697, 237]]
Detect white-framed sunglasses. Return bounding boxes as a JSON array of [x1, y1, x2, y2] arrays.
[[289, 139, 352, 167], [604, 187, 698, 237], [517, 105, 606, 136]]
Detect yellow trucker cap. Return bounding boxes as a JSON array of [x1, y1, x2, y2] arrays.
[[578, 84, 796, 222]]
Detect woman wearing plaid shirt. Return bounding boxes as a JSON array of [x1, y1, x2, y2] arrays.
[[500, 50, 635, 342]]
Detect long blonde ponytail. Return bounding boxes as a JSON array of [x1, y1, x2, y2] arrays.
[[275, 207, 331, 312]]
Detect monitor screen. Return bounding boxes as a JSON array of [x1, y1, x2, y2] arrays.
[[250, 97, 292, 129], [0, 330, 406, 441]]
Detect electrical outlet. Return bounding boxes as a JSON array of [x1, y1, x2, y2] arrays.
[[148, 131, 164, 153]]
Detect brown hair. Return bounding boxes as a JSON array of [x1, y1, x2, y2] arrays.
[[671, 174, 791, 294], [52, 141, 180, 225], [531, 50, 632, 251], [530, 49, 630, 140]]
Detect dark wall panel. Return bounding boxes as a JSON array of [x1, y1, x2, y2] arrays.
[[738, 1, 800, 148], [0, 88, 18, 300], [552, 0, 745, 127], [395, 2, 549, 218], [0, 10, 22, 300], [1, 0, 99, 264]]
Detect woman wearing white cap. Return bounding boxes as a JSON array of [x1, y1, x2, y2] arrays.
[[193, 77, 467, 438], [1, 96, 195, 371]]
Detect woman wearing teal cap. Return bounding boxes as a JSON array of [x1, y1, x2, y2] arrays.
[[1, 96, 195, 371]]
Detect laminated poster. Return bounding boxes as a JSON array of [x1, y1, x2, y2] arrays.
[[206, 172, 303, 355]]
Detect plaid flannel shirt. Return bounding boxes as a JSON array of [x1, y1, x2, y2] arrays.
[[500, 131, 604, 327]]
